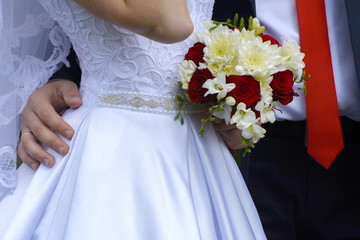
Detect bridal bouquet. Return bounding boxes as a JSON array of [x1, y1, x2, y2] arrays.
[[175, 16, 309, 154]]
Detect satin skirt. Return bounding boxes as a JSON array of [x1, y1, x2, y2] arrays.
[[0, 105, 266, 240]]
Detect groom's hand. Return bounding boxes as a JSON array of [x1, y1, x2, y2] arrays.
[[18, 80, 82, 170]]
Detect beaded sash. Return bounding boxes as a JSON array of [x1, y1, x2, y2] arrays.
[[98, 92, 206, 114]]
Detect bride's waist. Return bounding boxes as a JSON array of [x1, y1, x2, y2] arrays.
[[81, 90, 206, 115]]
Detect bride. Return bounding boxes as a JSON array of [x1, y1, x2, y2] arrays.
[[0, 0, 266, 239]]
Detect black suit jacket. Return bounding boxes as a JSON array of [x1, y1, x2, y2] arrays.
[[212, 0, 255, 22]]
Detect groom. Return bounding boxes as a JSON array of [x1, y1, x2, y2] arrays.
[[19, 0, 360, 239]]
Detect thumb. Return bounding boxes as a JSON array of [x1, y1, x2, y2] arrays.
[[58, 80, 82, 109]]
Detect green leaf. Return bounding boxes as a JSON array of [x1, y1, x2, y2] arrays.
[[254, 26, 265, 36], [174, 113, 180, 121], [199, 128, 204, 138], [217, 106, 224, 111], [248, 16, 253, 30], [175, 94, 184, 102], [233, 14, 239, 28], [239, 17, 245, 31], [209, 25, 219, 32]]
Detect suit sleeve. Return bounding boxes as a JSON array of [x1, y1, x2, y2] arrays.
[[49, 46, 82, 87]]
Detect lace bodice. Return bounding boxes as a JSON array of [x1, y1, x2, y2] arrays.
[[38, 0, 214, 108]]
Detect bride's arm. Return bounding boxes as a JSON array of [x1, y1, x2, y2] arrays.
[[72, 0, 194, 43]]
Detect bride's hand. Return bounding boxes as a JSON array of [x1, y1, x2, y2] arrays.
[[212, 118, 246, 150], [73, 0, 194, 43], [18, 80, 82, 170]]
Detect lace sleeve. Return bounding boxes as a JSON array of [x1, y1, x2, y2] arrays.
[[0, 0, 70, 199]]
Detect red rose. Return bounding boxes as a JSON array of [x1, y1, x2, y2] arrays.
[[259, 34, 280, 46], [227, 75, 261, 108], [185, 42, 206, 66], [270, 70, 298, 105], [189, 68, 215, 103]]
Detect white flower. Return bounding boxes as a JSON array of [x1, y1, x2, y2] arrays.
[[252, 18, 261, 31], [229, 103, 266, 143], [235, 37, 281, 79], [202, 72, 235, 100], [213, 101, 233, 124], [255, 100, 276, 124], [230, 103, 257, 129], [201, 25, 243, 76], [177, 60, 197, 90], [260, 80, 274, 105], [238, 28, 258, 41], [242, 123, 266, 143], [279, 38, 305, 72], [198, 62, 208, 70], [225, 96, 236, 106]]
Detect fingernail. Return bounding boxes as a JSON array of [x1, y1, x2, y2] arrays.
[[65, 130, 73, 139], [44, 159, 50, 167], [58, 146, 65, 155], [31, 163, 38, 171], [71, 96, 81, 103]]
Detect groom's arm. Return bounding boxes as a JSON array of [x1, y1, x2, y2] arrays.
[[18, 48, 82, 170]]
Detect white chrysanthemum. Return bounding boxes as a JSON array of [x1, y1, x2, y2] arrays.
[[229, 103, 265, 143], [202, 72, 235, 100], [177, 60, 197, 90], [238, 28, 258, 41], [279, 38, 305, 72], [235, 38, 281, 79], [255, 100, 276, 124], [201, 25, 243, 76]]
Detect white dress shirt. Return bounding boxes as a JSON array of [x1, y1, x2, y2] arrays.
[[256, 0, 360, 121]]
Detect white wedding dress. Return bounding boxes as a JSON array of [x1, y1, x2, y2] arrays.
[[0, 0, 266, 239]]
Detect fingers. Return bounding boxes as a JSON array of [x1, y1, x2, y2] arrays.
[[56, 80, 82, 110], [18, 141, 40, 171], [220, 129, 245, 150], [24, 80, 81, 143], [26, 95, 74, 141], [213, 119, 238, 131], [19, 80, 81, 170], [17, 130, 55, 170], [212, 118, 245, 150], [21, 105, 70, 156]]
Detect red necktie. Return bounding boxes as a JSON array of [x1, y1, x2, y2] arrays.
[[296, 0, 344, 169]]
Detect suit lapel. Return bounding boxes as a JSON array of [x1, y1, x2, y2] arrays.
[[345, 0, 360, 86]]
